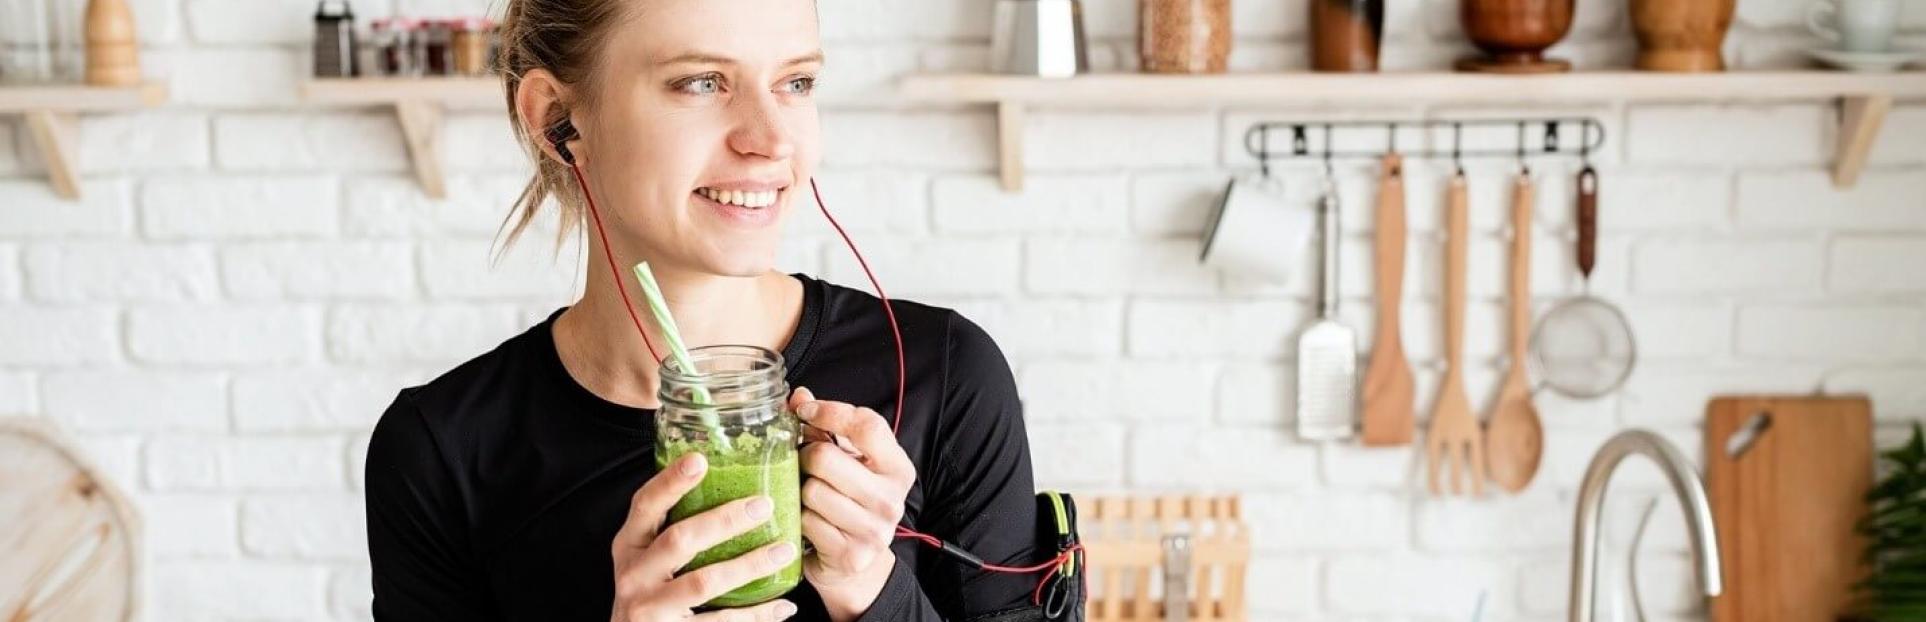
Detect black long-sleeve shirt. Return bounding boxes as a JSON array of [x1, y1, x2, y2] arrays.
[[365, 273, 1046, 621]]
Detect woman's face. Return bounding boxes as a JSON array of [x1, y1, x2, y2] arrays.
[[577, 0, 822, 277]]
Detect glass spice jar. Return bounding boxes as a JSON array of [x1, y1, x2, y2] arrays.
[[1140, 0, 1231, 73], [369, 17, 403, 76], [398, 17, 426, 76], [420, 18, 452, 76], [654, 345, 803, 608], [451, 17, 488, 76]]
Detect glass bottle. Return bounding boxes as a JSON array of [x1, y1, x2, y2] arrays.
[[655, 345, 802, 608]]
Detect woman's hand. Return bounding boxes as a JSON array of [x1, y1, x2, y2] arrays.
[[609, 453, 799, 622], [788, 387, 918, 621]]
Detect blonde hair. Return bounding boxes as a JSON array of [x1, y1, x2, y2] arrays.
[[493, 0, 632, 253]]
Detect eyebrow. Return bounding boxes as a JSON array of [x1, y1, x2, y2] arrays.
[[657, 50, 826, 68]]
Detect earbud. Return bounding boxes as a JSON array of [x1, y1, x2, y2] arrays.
[[544, 117, 580, 165]]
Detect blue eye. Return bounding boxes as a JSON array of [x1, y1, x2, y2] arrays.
[[678, 75, 722, 95], [783, 76, 816, 95]]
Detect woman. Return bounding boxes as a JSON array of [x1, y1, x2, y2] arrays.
[[363, 0, 1049, 620]]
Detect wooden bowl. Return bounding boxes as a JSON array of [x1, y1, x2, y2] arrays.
[[1458, 0, 1575, 72]]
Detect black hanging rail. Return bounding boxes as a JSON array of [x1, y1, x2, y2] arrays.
[[1243, 117, 1607, 174]]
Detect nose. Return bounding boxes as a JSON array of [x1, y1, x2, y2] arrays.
[[726, 90, 796, 162]]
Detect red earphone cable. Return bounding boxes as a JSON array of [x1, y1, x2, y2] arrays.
[[571, 162, 662, 364], [570, 166, 1069, 602], [807, 178, 905, 435], [805, 179, 1074, 602]]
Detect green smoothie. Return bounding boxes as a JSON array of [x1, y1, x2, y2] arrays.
[[658, 437, 802, 608]]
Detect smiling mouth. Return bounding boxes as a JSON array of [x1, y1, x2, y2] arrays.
[[695, 186, 781, 209]]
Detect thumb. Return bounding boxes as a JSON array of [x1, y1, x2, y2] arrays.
[[788, 386, 815, 411]]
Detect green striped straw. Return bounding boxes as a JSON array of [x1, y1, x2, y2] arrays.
[[631, 261, 731, 452]]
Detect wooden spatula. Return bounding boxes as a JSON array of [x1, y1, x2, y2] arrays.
[[1426, 171, 1485, 496], [1361, 153, 1414, 446], [1486, 173, 1544, 493]]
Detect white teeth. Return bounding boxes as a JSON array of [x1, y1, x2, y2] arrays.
[[697, 187, 779, 208]]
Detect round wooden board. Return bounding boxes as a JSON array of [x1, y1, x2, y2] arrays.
[[0, 418, 141, 621]]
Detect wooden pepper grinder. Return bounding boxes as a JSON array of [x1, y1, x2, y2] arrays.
[[86, 0, 141, 86]]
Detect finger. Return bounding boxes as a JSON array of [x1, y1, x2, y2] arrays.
[[797, 403, 912, 476], [800, 476, 886, 540], [614, 453, 708, 551], [801, 444, 901, 516], [642, 494, 777, 577], [801, 508, 854, 558], [667, 540, 798, 608], [692, 599, 798, 622], [800, 424, 833, 445], [787, 387, 814, 413]]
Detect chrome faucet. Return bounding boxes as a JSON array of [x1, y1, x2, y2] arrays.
[[1569, 430, 1723, 622]]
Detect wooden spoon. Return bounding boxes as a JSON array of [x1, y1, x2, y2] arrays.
[[1360, 153, 1414, 446], [1426, 171, 1485, 496], [1486, 173, 1545, 493]]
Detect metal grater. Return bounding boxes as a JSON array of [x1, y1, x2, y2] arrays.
[[1297, 188, 1359, 441]]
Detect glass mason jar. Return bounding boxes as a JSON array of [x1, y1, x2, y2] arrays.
[[1139, 0, 1231, 74], [655, 345, 802, 608]]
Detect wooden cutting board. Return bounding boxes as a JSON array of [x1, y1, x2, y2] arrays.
[[0, 418, 140, 621], [1706, 395, 1872, 622]]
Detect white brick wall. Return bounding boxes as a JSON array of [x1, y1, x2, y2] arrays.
[[2, 1, 1923, 619]]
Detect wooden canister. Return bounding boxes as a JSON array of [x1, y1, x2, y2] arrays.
[[1140, 0, 1231, 73], [1311, 0, 1384, 72], [1630, 0, 1736, 71], [85, 0, 141, 86]]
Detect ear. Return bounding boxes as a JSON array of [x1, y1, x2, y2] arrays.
[[515, 69, 583, 167]]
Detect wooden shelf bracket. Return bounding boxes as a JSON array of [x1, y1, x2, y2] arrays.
[[997, 101, 1024, 192], [393, 100, 447, 199], [1833, 94, 1891, 189], [22, 111, 81, 199], [0, 83, 166, 200]]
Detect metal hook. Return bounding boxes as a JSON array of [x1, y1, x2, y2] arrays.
[[1516, 121, 1530, 176], [1258, 125, 1271, 177], [1579, 120, 1593, 167], [1387, 122, 1398, 153], [1451, 122, 1464, 176], [1322, 123, 1336, 192], [1544, 121, 1561, 153], [1291, 125, 1309, 156]]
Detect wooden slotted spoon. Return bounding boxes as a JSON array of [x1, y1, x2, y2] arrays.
[[1486, 172, 1544, 493], [1360, 153, 1414, 446], [1426, 171, 1485, 496]]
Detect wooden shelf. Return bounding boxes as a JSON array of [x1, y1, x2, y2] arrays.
[[0, 82, 169, 199], [300, 77, 504, 199], [899, 71, 1926, 191], [301, 76, 501, 107]]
